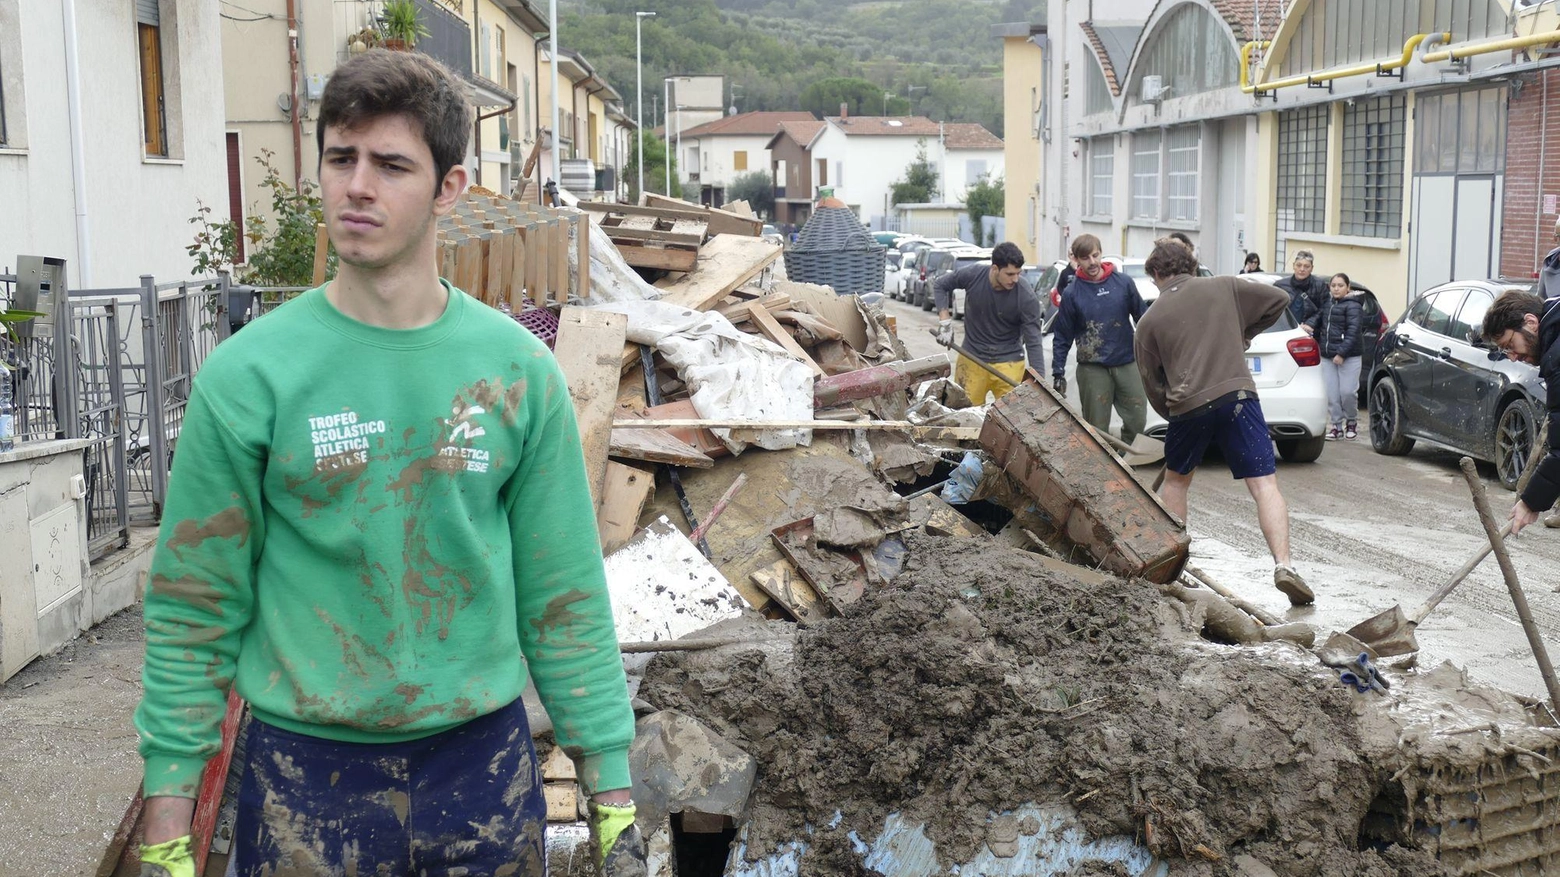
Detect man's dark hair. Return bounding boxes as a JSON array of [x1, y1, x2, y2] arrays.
[[1482, 291, 1544, 342], [1070, 234, 1102, 260], [317, 49, 471, 190], [1144, 238, 1198, 279], [1168, 232, 1194, 250], [991, 242, 1024, 269]]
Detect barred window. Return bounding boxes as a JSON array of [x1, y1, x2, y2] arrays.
[[1165, 126, 1199, 221], [1275, 105, 1328, 265], [1130, 4, 1238, 103], [1089, 140, 1113, 216], [1341, 94, 1406, 238], [1131, 131, 1160, 220]]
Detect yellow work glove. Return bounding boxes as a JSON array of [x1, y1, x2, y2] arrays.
[[588, 801, 647, 877], [139, 835, 195, 877]]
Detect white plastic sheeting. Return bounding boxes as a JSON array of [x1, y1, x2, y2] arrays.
[[592, 299, 815, 453], [577, 219, 666, 303]]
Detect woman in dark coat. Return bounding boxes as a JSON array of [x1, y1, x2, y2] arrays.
[[1305, 272, 1364, 440]]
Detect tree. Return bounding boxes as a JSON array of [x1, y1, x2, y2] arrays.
[[727, 170, 775, 218], [965, 174, 1004, 245], [890, 142, 939, 205], [799, 76, 890, 117], [627, 132, 678, 200]]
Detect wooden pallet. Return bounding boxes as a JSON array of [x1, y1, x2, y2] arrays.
[[435, 190, 590, 309]]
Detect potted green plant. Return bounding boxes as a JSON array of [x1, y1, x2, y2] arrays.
[[379, 0, 429, 50], [347, 25, 382, 55]]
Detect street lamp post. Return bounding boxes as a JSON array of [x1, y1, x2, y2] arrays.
[[663, 77, 672, 195], [635, 11, 655, 203]]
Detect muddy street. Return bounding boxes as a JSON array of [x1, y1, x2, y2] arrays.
[[883, 295, 1560, 701]]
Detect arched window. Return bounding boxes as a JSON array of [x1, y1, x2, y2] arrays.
[[1128, 4, 1238, 105], [1280, 0, 1508, 78], [1085, 51, 1114, 116]]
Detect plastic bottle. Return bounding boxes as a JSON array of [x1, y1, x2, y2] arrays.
[[0, 359, 14, 452]]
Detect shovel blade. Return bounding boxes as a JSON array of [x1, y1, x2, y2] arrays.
[[1121, 435, 1167, 467], [1345, 604, 1420, 657]]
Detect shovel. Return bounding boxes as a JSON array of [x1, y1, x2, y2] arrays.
[[1345, 520, 1511, 657], [927, 330, 1166, 467], [1348, 423, 1547, 656]]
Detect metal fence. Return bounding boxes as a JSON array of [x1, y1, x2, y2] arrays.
[[3, 262, 308, 558]]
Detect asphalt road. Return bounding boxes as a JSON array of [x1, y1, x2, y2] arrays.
[[883, 295, 1560, 703]]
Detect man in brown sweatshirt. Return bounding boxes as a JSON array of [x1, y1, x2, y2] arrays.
[[1134, 239, 1314, 606]]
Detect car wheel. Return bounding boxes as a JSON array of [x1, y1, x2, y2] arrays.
[[921, 294, 934, 312], [1368, 378, 1415, 456], [1276, 436, 1325, 463], [1495, 397, 1538, 491]]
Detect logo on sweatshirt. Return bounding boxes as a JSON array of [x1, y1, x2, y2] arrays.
[[309, 409, 388, 473], [439, 401, 491, 473]]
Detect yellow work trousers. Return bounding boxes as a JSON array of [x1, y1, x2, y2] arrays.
[[954, 355, 1025, 405]]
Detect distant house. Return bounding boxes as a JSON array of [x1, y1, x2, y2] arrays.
[[676, 111, 817, 208], [766, 113, 1004, 230]]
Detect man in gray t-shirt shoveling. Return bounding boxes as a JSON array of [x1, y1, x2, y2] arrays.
[[935, 241, 1046, 404]]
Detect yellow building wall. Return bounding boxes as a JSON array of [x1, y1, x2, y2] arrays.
[[1251, 111, 1279, 266], [1001, 34, 1044, 264]]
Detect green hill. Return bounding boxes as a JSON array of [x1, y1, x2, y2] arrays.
[[556, 0, 1046, 138]]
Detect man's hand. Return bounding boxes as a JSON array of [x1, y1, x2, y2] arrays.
[[589, 800, 647, 877], [1052, 376, 1066, 396], [139, 835, 195, 877], [1301, 324, 1314, 336], [1332, 354, 1343, 365], [936, 320, 954, 346], [1511, 499, 1541, 536]]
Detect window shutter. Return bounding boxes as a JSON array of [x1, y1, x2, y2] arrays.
[[136, 0, 160, 26]]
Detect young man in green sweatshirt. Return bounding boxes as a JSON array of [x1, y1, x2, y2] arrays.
[[134, 49, 640, 876]]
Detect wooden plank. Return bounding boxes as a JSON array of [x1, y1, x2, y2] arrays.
[[579, 201, 723, 224], [544, 783, 580, 822], [629, 399, 729, 459], [748, 303, 827, 378], [573, 212, 589, 302], [644, 192, 763, 237], [614, 418, 982, 442], [552, 217, 569, 306], [610, 428, 716, 468], [668, 219, 709, 240], [714, 292, 790, 325], [618, 215, 660, 231], [615, 244, 699, 273], [603, 225, 704, 248], [508, 228, 528, 306], [311, 223, 329, 286], [616, 365, 647, 414], [484, 230, 508, 307], [541, 745, 578, 781], [653, 235, 783, 310], [555, 307, 630, 506], [750, 559, 831, 625], [596, 461, 655, 555]]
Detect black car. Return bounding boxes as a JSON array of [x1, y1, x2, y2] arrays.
[[911, 248, 960, 310], [1367, 279, 1543, 489]]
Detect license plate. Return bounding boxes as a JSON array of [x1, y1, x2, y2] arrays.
[[1248, 357, 1262, 374]]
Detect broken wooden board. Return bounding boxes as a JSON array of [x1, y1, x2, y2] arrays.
[[612, 244, 699, 273], [614, 418, 982, 443], [714, 292, 791, 325], [627, 400, 729, 460], [554, 307, 630, 507], [644, 193, 763, 237], [749, 559, 831, 625], [771, 517, 868, 614], [653, 235, 782, 311], [747, 303, 827, 378], [610, 428, 716, 469], [596, 461, 656, 556], [545, 784, 581, 822]]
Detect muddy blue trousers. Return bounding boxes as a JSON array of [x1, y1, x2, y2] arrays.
[[232, 697, 547, 877]]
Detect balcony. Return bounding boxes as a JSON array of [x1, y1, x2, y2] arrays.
[[412, 0, 471, 78]]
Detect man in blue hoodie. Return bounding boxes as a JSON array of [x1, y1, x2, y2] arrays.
[[1051, 234, 1148, 443]]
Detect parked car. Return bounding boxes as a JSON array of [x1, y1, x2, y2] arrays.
[[1033, 259, 1069, 334], [1102, 256, 1214, 305], [1244, 272, 1388, 404], [1367, 279, 1542, 489], [913, 246, 984, 310], [888, 249, 919, 301], [947, 250, 995, 318], [1143, 299, 1330, 463], [761, 224, 785, 247], [884, 249, 905, 299]]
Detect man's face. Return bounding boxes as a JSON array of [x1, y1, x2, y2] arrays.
[[1077, 250, 1103, 279], [320, 115, 459, 272], [1293, 259, 1313, 281], [1494, 313, 1543, 364], [990, 264, 1022, 291]]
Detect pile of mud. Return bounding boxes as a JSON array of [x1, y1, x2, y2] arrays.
[[641, 534, 1447, 876]]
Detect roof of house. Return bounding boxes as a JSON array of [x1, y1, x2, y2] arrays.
[[678, 111, 817, 140], [822, 116, 1003, 149], [1080, 22, 1141, 96], [1209, 0, 1285, 41], [768, 120, 829, 150]]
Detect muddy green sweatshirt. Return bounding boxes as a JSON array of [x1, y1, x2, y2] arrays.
[[134, 283, 633, 799]]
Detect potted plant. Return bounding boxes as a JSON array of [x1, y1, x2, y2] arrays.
[[347, 25, 382, 55], [379, 0, 429, 51]]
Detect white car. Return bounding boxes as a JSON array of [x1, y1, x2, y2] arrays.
[[1103, 256, 1213, 305], [1141, 281, 1328, 463], [884, 249, 905, 298]]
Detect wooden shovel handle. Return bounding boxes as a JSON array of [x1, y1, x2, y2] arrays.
[[1407, 520, 1511, 625]]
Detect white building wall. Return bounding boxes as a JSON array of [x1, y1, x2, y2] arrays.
[[693, 133, 777, 191], [0, 0, 228, 289], [943, 147, 1006, 199], [839, 134, 927, 224]]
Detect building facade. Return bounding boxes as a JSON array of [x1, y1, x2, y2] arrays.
[[1, 0, 229, 287], [1005, 0, 1555, 317], [677, 111, 817, 208]]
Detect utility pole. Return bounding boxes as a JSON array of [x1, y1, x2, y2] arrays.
[[548, 0, 561, 192], [635, 11, 655, 202]]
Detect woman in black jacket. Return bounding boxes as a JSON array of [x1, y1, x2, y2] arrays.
[[1305, 272, 1364, 440]]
